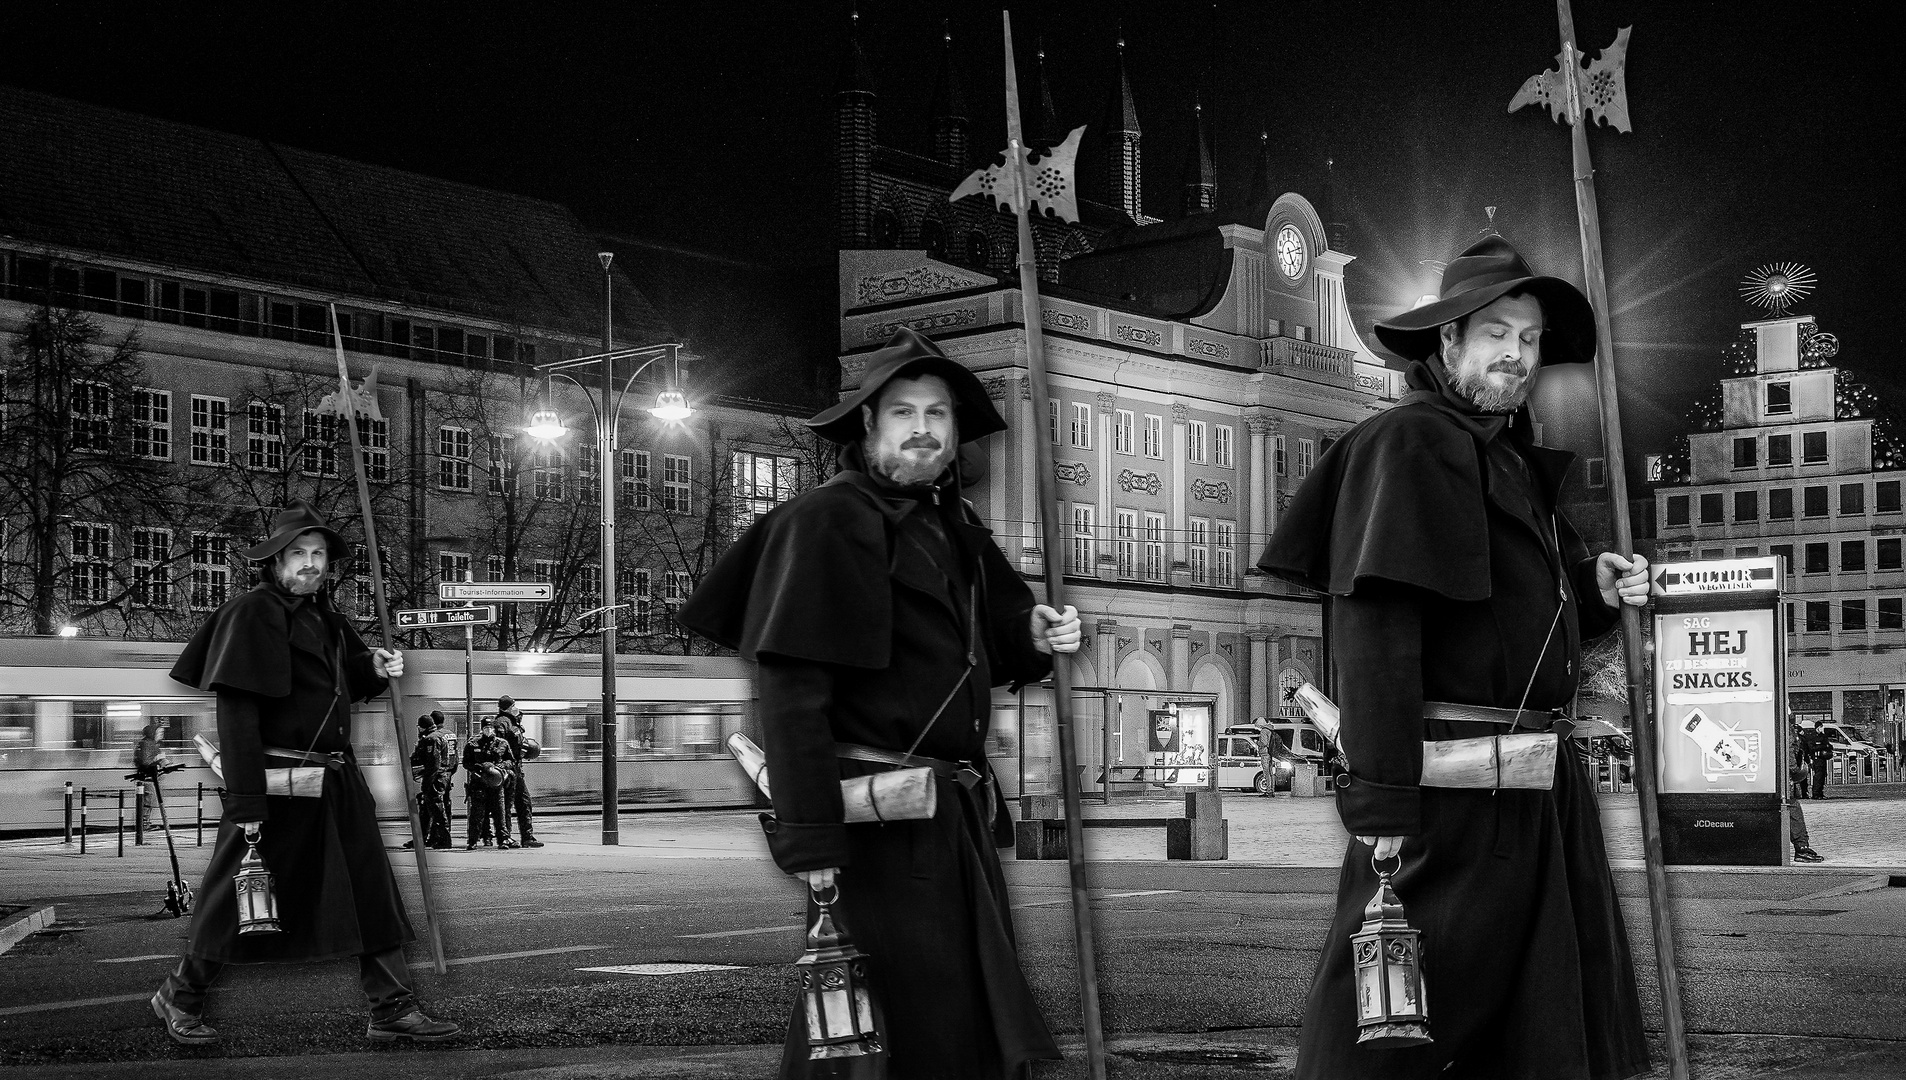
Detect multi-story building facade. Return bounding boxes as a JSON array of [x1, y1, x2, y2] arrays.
[[834, 17, 1403, 793], [1653, 314, 1904, 745]]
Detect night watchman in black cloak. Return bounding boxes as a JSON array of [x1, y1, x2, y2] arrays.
[[679, 328, 1081, 1079], [1260, 238, 1654, 1079], [151, 501, 458, 1046]]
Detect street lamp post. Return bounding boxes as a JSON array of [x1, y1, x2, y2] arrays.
[[528, 253, 689, 846]]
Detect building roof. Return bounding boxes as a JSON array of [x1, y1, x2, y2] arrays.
[[0, 86, 669, 342]]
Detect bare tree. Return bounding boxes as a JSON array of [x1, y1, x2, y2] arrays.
[[0, 303, 221, 637]]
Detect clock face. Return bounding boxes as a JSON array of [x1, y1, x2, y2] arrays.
[[1276, 224, 1307, 281]]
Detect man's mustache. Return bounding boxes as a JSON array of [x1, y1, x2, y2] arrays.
[[900, 434, 942, 451]]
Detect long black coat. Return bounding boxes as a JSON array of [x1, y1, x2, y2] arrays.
[[680, 461, 1061, 1080], [170, 580, 414, 964], [1260, 361, 1649, 1080]]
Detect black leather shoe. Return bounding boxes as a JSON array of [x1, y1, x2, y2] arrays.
[[498, 838, 518, 850], [151, 991, 218, 1046], [367, 1009, 460, 1042], [1795, 847, 1826, 863], [522, 838, 544, 848]]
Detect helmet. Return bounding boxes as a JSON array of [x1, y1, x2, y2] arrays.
[[477, 762, 506, 788], [519, 737, 542, 760]]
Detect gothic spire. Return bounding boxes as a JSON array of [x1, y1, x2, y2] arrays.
[[929, 20, 971, 170], [1181, 97, 1215, 215]]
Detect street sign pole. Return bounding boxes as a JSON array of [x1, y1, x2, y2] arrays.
[[463, 570, 475, 740]]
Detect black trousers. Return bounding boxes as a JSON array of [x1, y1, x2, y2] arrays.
[[1809, 756, 1829, 799], [417, 780, 451, 848], [159, 947, 415, 1022], [466, 783, 508, 844], [508, 769, 535, 841]]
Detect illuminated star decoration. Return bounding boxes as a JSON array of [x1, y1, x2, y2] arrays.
[[1740, 262, 1816, 316], [312, 365, 385, 420], [950, 126, 1086, 223], [1508, 26, 1633, 133]]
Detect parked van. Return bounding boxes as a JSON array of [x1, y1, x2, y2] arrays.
[[1820, 722, 1879, 758], [1217, 720, 1334, 794]]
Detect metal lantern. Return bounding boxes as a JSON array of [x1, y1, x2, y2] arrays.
[[795, 884, 885, 1060], [233, 824, 282, 936], [1350, 864, 1431, 1046]]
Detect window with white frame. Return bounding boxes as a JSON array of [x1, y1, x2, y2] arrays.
[[1297, 438, 1315, 477], [190, 395, 228, 465], [622, 448, 651, 508], [359, 416, 389, 483], [1114, 410, 1135, 455], [247, 401, 284, 471], [438, 551, 470, 586], [1187, 420, 1207, 464], [531, 445, 563, 501], [1115, 509, 1138, 578], [665, 570, 691, 603], [1143, 414, 1164, 458], [301, 411, 339, 477], [70, 381, 112, 452], [1070, 402, 1093, 449], [663, 454, 693, 513], [1070, 503, 1095, 574], [578, 564, 601, 603], [1215, 520, 1236, 584], [133, 388, 171, 460], [1274, 434, 1287, 476], [191, 533, 231, 609], [486, 554, 506, 581], [437, 426, 471, 491], [578, 442, 601, 503], [131, 527, 170, 607], [1213, 425, 1234, 469], [733, 451, 800, 531], [488, 434, 516, 495], [1143, 512, 1165, 581], [1048, 400, 1059, 444], [621, 567, 653, 634], [1187, 517, 1209, 585], [70, 522, 112, 604]]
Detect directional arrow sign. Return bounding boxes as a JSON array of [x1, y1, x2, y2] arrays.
[[396, 605, 497, 628], [439, 582, 553, 602], [1651, 556, 1781, 597]]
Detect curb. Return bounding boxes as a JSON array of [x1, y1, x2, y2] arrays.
[[0, 903, 55, 956]]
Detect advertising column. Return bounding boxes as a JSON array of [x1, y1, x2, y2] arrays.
[[1651, 556, 1787, 865]]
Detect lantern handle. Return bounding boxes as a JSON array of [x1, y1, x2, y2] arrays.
[[1371, 852, 1402, 878], [809, 882, 840, 908], [243, 821, 261, 845]]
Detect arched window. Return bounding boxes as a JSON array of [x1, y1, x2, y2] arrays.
[[920, 218, 946, 259], [873, 208, 901, 247], [966, 230, 991, 267]]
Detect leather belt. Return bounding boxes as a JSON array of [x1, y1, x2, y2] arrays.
[[1423, 701, 1563, 732], [837, 743, 982, 789]]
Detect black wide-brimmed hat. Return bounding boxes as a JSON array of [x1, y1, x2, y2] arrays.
[[807, 328, 1006, 445], [1373, 236, 1596, 365], [242, 499, 347, 562]]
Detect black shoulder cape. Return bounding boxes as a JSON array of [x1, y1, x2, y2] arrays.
[[171, 582, 337, 697], [1258, 360, 1573, 602], [676, 470, 900, 669]]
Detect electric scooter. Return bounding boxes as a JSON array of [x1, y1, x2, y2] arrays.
[[127, 762, 194, 918]]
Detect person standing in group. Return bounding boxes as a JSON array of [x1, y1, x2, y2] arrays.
[[1260, 238, 1653, 1079], [462, 716, 513, 849], [1797, 718, 1833, 799], [406, 715, 453, 850], [679, 328, 1080, 1080], [151, 500, 457, 1046], [493, 696, 541, 847], [428, 710, 458, 843]]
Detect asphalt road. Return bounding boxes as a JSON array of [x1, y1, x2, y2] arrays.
[[3, 808, 1905, 1078]]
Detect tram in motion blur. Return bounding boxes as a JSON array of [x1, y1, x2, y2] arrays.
[[0, 637, 762, 834]]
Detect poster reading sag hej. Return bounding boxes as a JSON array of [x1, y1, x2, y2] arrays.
[[1652, 568, 1781, 795]]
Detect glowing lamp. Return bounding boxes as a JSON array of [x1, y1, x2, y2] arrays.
[[525, 409, 567, 441], [1351, 862, 1431, 1046], [795, 884, 885, 1060], [649, 391, 691, 421], [233, 823, 282, 935], [57, 625, 80, 638]]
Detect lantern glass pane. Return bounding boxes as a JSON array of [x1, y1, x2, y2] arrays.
[[1355, 962, 1385, 1021], [852, 985, 875, 1034], [1387, 960, 1419, 1016]]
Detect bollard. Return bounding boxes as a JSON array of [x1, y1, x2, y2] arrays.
[[196, 783, 205, 847], [63, 782, 74, 844], [117, 789, 126, 857], [1166, 789, 1228, 860], [135, 787, 146, 845], [80, 788, 88, 854]]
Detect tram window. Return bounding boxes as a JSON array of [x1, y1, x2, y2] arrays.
[[71, 701, 107, 750], [0, 699, 31, 750]]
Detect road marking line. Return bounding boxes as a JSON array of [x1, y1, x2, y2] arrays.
[[1013, 889, 1180, 909], [578, 963, 745, 976], [679, 924, 803, 939], [445, 945, 607, 967], [96, 954, 179, 964], [0, 992, 150, 1017]]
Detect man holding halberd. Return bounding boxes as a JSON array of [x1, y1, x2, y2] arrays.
[[1260, 237, 1654, 1079]]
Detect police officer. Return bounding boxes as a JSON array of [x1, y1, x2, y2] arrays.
[[1797, 718, 1833, 799], [493, 697, 541, 848], [407, 716, 452, 850], [428, 711, 458, 844], [461, 717, 513, 849]]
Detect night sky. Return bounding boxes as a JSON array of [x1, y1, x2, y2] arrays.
[[6, 1, 1898, 465]]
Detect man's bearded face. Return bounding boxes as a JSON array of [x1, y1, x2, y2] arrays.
[[1440, 293, 1546, 414], [274, 531, 331, 595], [861, 374, 958, 487]]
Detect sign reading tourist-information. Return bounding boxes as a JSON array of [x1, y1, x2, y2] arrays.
[[395, 606, 497, 628], [1650, 556, 1780, 596], [438, 582, 553, 602]]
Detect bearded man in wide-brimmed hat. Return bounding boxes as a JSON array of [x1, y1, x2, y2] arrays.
[[679, 327, 1080, 1079], [151, 501, 458, 1046], [1260, 237, 1654, 1079]]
